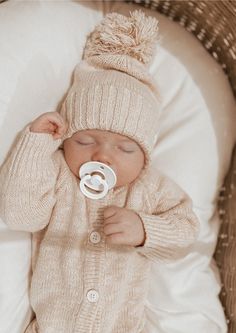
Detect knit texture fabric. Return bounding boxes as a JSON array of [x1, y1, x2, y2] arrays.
[[60, 63, 159, 165], [0, 129, 199, 333], [60, 10, 161, 166]]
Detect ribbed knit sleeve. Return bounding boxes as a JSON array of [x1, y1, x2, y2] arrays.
[[0, 126, 62, 232], [135, 174, 199, 262]]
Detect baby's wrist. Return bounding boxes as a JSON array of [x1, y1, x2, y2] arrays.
[[135, 213, 146, 247]]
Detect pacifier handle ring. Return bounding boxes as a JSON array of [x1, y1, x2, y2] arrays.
[[80, 175, 109, 200]]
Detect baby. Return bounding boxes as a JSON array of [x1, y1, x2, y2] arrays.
[[0, 11, 199, 333]]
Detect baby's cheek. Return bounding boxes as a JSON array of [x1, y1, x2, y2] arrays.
[[115, 166, 135, 186]]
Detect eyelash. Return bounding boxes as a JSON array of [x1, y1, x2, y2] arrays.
[[76, 140, 135, 153], [117, 147, 135, 153], [76, 141, 94, 145]]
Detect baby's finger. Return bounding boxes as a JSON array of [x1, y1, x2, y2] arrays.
[[46, 114, 67, 139], [47, 114, 64, 129], [56, 120, 68, 135], [104, 222, 122, 236], [36, 122, 57, 135], [52, 132, 63, 140], [52, 122, 67, 139], [53, 113, 66, 128], [106, 232, 125, 245], [104, 206, 119, 220], [46, 123, 57, 132]]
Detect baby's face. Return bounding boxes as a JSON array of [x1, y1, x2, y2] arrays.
[[63, 129, 145, 187]]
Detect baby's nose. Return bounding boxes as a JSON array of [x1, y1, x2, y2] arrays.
[[92, 149, 112, 166]]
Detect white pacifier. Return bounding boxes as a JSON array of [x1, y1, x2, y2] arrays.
[[79, 161, 117, 200]]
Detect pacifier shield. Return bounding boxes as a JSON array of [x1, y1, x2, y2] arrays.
[[79, 161, 117, 199]]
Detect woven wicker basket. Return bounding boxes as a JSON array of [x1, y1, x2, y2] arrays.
[[127, 0, 236, 331]]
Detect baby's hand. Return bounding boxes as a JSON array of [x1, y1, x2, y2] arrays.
[[103, 206, 146, 247], [30, 111, 67, 139]]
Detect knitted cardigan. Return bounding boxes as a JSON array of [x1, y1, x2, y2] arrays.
[[0, 127, 199, 333]]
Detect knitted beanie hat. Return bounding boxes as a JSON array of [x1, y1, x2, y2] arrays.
[[60, 10, 160, 165]]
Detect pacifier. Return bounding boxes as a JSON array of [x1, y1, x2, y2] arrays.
[[79, 161, 117, 200]]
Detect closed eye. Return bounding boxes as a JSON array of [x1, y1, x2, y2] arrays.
[[118, 146, 135, 153], [76, 140, 95, 145]]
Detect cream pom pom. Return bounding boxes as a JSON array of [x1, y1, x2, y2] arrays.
[[83, 10, 159, 65]]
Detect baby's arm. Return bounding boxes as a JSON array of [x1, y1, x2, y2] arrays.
[[135, 174, 199, 261], [0, 112, 67, 232], [103, 173, 199, 262]]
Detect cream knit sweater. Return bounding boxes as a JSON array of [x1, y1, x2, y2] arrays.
[[0, 128, 199, 333]]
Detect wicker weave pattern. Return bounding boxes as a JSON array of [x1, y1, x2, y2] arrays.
[[126, 0, 236, 331], [215, 146, 236, 330], [127, 0, 236, 96]]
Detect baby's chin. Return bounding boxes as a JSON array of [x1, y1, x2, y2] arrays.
[[114, 179, 135, 189], [66, 167, 79, 179]]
